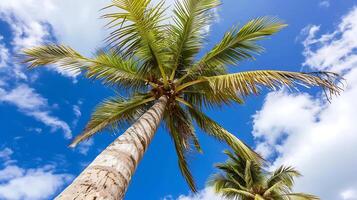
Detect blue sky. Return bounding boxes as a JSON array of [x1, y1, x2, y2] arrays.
[[1, 0, 357, 200]]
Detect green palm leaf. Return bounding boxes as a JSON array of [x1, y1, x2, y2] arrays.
[[267, 166, 301, 189], [22, 45, 88, 74], [222, 188, 255, 198], [187, 107, 262, 163], [183, 86, 244, 109], [184, 17, 286, 79], [209, 150, 319, 199], [22, 45, 150, 90], [164, 104, 199, 191], [103, 0, 169, 82], [86, 51, 147, 89], [70, 95, 155, 147], [169, 0, 220, 79], [244, 160, 254, 188]]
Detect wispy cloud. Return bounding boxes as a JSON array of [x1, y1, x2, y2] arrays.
[[319, 1, 330, 8], [77, 138, 94, 156], [0, 148, 13, 161], [303, 7, 357, 73], [0, 84, 72, 138], [72, 100, 82, 127]]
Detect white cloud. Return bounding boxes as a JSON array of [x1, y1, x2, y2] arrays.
[[11, 20, 50, 51], [319, 1, 330, 8], [253, 7, 357, 200], [72, 100, 82, 127], [0, 36, 9, 68], [0, 148, 16, 166], [0, 0, 107, 79], [303, 7, 357, 73], [0, 166, 72, 200], [0, 84, 47, 110], [73, 104, 81, 119], [27, 127, 43, 134], [0, 147, 72, 200], [0, 84, 72, 138], [0, 165, 24, 181], [29, 111, 72, 139], [341, 189, 357, 200], [163, 188, 225, 200], [0, 148, 13, 160], [0, 0, 109, 55], [77, 138, 94, 155]]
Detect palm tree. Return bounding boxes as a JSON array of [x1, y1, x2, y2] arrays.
[[22, 0, 340, 199], [210, 150, 319, 200]]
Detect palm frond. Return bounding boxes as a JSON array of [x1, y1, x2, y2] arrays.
[[203, 70, 342, 98], [187, 107, 263, 163], [172, 134, 197, 192], [165, 103, 201, 152], [169, 0, 220, 79], [86, 51, 147, 90], [283, 193, 320, 200], [244, 160, 254, 188], [70, 95, 155, 147], [215, 162, 246, 185], [209, 174, 252, 199], [210, 150, 320, 200], [22, 45, 89, 75], [185, 17, 286, 78], [222, 188, 255, 198], [263, 181, 284, 197], [183, 86, 244, 109], [22, 45, 150, 90], [164, 105, 198, 191], [267, 166, 301, 189], [103, 0, 169, 80], [209, 174, 229, 192]]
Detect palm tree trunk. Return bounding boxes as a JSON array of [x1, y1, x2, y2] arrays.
[[56, 96, 168, 200]]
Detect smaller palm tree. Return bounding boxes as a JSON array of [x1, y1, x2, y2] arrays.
[[209, 150, 319, 200]]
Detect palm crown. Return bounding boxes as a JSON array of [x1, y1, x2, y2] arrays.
[[22, 0, 341, 192], [210, 150, 319, 200]]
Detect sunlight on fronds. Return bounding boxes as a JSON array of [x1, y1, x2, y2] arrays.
[[204, 70, 342, 99]]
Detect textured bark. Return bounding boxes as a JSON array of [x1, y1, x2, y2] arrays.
[[56, 96, 168, 200]]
